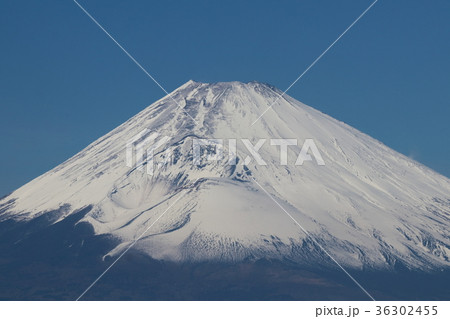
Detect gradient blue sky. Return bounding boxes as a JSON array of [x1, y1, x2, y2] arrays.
[[0, 0, 449, 196]]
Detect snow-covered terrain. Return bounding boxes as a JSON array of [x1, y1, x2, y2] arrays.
[[1, 80, 449, 270]]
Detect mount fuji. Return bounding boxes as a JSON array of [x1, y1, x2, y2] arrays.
[[0, 80, 449, 300]]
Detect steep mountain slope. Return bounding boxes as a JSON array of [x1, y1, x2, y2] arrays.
[[1, 80, 449, 272]]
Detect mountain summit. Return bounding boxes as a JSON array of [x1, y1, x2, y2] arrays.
[[1, 80, 449, 272]]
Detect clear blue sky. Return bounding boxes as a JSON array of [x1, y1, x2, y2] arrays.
[[1, 0, 449, 196]]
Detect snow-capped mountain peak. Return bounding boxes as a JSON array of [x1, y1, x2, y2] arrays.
[[1, 80, 449, 271]]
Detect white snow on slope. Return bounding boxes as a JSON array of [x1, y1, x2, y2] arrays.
[[1, 80, 449, 270]]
